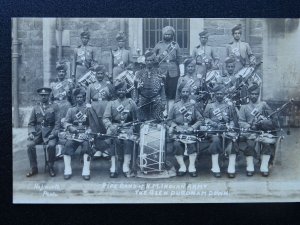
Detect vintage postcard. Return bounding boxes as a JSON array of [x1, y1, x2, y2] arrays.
[[12, 18, 300, 203]]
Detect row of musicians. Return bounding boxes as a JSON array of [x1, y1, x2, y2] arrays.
[[26, 79, 276, 180]]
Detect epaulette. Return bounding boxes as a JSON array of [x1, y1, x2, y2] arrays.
[[228, 42, 234, 45], [77, 45, 82, 48], [171, 41, 176, 45], [196, 45, 200, 49]]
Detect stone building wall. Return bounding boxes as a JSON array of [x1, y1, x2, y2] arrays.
[[13, 18, 300, 127]]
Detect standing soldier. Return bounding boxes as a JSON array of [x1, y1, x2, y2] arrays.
[[50, 62, 75, 157], [168, 84, 204, 177], [153, 26, 182, 111], [239, 86, 278, 177], [86, 65, 113, 157], [192, 30, 220, 71], [63, 88, 92, 180], [111, 32, 132, 82], [204, 85, 239, 178], [26, 87, 60, 177], [135, 50, 167, 121], [103, 81, 139, 178], [72, 29, 96, 83], [50, 62, 74, 118], [226, 24, 256, 74], [175, 58, 209, 114]]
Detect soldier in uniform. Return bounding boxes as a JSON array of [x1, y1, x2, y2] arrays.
[[63, 88, 92, 180], [239, 86, 278, 177], [168, 84, 204, 177], [135, 50, 167, 121], [204, 85, 239, 178], [50, 62, 74, 118], [226, 24, 256, 74], [103, 81, 139, 178], [111, 32, 132, 82], [153, 26, 182, 111], [50, 62, 75, 158], [72, 29, 96, 83], [26, 87, 60, 177], [86, 65, 113, 157], [175, 58, 205, 102], [192, 30, 220, 71]]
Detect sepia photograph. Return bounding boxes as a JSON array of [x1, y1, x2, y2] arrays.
[[12, 18, 300, 203]]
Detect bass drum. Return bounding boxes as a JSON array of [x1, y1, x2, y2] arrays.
[[138, 122, 168, 176]]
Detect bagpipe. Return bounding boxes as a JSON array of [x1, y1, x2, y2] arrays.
[[251, 99, 294, 127], [237, 127, 282, 144], [224, 62, 263, 100]]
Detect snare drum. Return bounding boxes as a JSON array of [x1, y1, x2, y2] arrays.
[[77, 70, 97, 89], [205, 70, 219, 85], [139, 122, 166, 174]]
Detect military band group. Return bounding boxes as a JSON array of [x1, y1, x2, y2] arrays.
[[26, 24, 281, 181]]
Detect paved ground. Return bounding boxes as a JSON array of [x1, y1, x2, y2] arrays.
[[13, 128, 300, 203]]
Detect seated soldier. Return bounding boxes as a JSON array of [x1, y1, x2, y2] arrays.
[[103, 81, 139, 178], [26, 87, 60, 177], [168, 84, 204, 177], [239, 86, 278, 177], [204, 84, 239, 178], [63, 88, 92, 180]]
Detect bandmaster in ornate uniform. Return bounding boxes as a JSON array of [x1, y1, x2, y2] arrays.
[[103, 81, 139, 178], [26, 87, 60, 177], [135, 50, 167, 121], [168, 84, 204, 177]]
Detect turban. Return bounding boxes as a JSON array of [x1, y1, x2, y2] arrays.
[[232, 24, 242, 34], [116, 32, 127, 41], [56, 61, 67, 71], [183, 58, 196, 67], [199, 30, 209, 37], [224, 57, 235, 65], [73, 88, 86, 97], [162, 26, 175, 35]]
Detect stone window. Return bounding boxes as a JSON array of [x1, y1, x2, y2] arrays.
[[143, 18, 190, 56]]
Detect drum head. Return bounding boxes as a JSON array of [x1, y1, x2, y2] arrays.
[[206, 70, 219, 82]]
